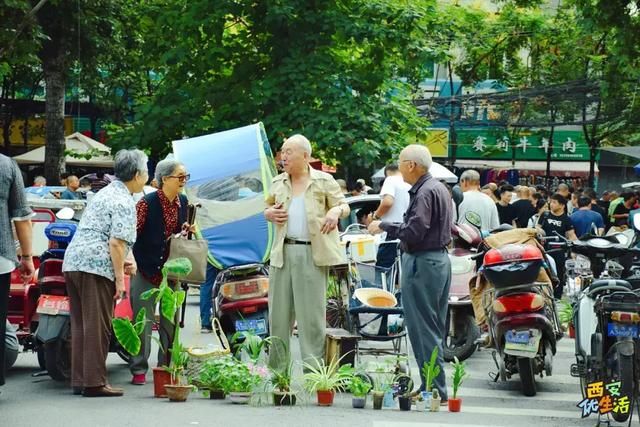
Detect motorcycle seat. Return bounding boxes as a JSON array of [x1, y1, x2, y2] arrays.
[[588, 279, 632, 295]]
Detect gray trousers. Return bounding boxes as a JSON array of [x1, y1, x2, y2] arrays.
[[401, 249, 451, 400], [268, 244, 328, 372], [129, 273, 176, 375]]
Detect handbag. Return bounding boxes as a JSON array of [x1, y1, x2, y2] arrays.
[[166, 203, 208, 284]]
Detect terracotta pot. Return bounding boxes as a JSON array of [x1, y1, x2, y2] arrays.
[[229, 391, 252, 404], [448, 397, 462, 412], [209, 389, 225, 400], [316, 390, 335, 406], [352, 396, 367, 409], [273, 392, 297, 406], [165, 384, 192, 402], [569, 324, 575, 339], [398, 396, 411, 411], [372, 392, 384, 410], [152, 367, 174, 398]]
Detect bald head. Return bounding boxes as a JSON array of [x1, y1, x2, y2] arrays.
[[281, 134, 312, 176], [398, 144, 433, 185], [283, 134, 312, 156]]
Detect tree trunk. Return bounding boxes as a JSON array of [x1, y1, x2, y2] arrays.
[[43, 56, 66, 184], [447, 61, 457, 168]]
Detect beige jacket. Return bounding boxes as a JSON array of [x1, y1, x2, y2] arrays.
[[266, 167, 349, 268]]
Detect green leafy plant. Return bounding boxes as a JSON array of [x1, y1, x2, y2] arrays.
[[197, 355, 237, 391], [166, 340, 190, 386], [326, 275, 341, 300], [422, 347, 441, 393], [558, 300, 574, 327], [270, 361, 294, 393], [349, 375, 372, 397], [451, 357, 469, 399], [231, 330, 273, 362], [219, 360, 261, 394], [302, 355, 354, 393], [368, 359, 397, 393], [112, 258, 191, 364]]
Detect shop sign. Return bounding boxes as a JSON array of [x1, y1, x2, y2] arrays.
[[454, 129, 590, 161], [423, 129, 448, 158]]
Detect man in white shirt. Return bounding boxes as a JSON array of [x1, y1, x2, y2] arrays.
[[372, 164, 411, 268], [458, 170, 500, 231]]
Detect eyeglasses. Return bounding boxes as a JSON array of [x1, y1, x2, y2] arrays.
[[168, 174, 190, 182]]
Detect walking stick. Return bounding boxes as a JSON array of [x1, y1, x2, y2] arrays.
[[179, 202, 201, 328]]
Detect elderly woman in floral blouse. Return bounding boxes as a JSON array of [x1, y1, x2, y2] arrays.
[[63, 149, 148, 397]]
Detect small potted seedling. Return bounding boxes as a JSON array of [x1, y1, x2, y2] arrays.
[[302, 355, 353, 406], [558, 301, 575, 338], [164, 341, 193, 402], [197, 355, 236, 400], [421, 347, 441, 409], [349, 375, 372, 409], [449, 356, 469, 412], [270, 361, 297, 406], [220, 359, 261, 404]]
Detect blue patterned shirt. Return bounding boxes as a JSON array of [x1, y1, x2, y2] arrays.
[[62, 180, 137, 281]]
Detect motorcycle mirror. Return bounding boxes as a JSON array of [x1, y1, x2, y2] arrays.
[[464, 211, 482, 230], [56, 207, 75, 220], [633, 213, 640, 232], [452, 185, 464, 208]]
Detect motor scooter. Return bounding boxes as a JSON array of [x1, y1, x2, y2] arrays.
[[214, 263, 269, 342], [479, 237, 561, 397], [445, 222, 481, 362], [557, 233, 640, 423], [34, 208, 133, 381]]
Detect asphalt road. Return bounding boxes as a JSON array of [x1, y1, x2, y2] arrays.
[[0, 296, 625, 427]]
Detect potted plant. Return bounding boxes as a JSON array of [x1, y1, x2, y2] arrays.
[[164, 341, 193, 402], [449, 357, 469, 412], [302, 356, 353, 406], [421, 347, 441, 407], [219, 359, 261, 404], [558, 300, 575, 338], [349, 375, 372, 409], [112, 258, 191, 398], [231, 330, 273, 363], [197, 355, 236, 400], [270, 361, 297, 406]]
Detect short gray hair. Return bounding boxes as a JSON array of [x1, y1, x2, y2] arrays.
[[155, 159, 184, 189], [460, 169, 480, 184], [285, 134, 312, 156], [114, 149, 148, 182], [34, 176, 46, 186], [401, 144, 432, 171]]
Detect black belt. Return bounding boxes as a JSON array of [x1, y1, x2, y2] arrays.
[[284, 238, 311, 245]]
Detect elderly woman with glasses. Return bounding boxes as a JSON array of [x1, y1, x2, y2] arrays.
[[128, 158, 193, 385], [62, 149, 148, 397]]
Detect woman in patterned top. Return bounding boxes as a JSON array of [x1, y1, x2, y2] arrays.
[[128, 158, 193, 386], [62, 149, 148, 397]]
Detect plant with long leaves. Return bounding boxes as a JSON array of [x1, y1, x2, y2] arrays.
[[231, 330, 274, 362], [451, 357, 469, 399], [302, 355, 354, 393], [422, 347, 441, 393]]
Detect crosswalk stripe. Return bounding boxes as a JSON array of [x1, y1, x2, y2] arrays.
[[460, 387, 580, 402], [452, 405, 581, 419]]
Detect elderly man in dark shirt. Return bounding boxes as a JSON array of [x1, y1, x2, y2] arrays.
[[368, 144, 452, 404]]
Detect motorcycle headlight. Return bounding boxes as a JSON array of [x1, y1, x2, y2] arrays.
[[575, 254, 591, 273]]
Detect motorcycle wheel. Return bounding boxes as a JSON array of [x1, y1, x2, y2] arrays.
[[444, 311, 480, 362], [611, 351, 634, 423], [517, 357, 537, 397], [44, 331, 71, 382]]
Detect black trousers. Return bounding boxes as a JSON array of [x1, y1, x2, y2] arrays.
[[0, 273, 9, 386], [548, 251, 566, 299]]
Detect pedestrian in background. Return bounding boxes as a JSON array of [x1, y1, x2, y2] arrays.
[[129, 159, 193, 385], [368, 144, 451, 405], [571, 196, 604, 237], [264, 134, 349, 371], [0, 154, 34, 389], [495, 185, 516, 226], [62, 149, 148, 397], [458, 170, 499, 231]]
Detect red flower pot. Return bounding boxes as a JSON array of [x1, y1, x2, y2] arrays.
[[448, 398, 462, 412], [316, 390, 335, 406], [152, 367, 174, 398], [569, 324, 575, 339]]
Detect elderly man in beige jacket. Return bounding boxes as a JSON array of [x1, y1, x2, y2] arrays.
[[264, 134, 350, 371]]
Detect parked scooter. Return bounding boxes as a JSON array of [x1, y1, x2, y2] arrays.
[[34, 208, 133, 381], [445, 222, 481, 362], [557, 233, 640, 423], [214, 263, 269, 342]]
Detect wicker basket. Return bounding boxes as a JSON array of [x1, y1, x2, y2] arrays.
[[186, 318, 231, 387]]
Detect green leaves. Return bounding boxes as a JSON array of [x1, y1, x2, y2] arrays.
[[112, 317, 142, 356]]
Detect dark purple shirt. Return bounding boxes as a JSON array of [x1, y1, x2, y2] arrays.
[[380, 173, 452, 253]]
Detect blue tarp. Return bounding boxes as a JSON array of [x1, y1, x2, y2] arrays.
[[172, 123, 276, 269]]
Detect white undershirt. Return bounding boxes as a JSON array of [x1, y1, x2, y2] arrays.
[[286, 195, 309, 241]]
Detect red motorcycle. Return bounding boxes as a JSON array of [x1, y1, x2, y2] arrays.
[[481, 242, 561, 396]]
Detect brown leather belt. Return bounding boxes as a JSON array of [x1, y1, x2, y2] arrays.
[[284, 238, 311, 245]]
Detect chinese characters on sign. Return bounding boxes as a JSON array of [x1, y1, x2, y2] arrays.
[[576, 380, 631, 418]]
